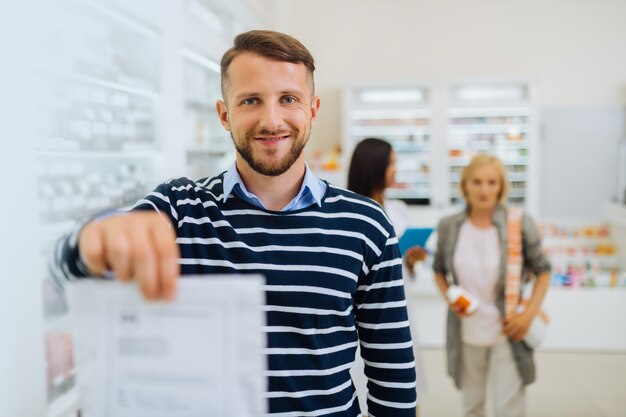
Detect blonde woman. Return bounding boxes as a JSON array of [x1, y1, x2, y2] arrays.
[[433, 154, 551, 417]]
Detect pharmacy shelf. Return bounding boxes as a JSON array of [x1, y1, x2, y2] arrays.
[[31, 1, 270, 417], [448, 107, 530, 117], [343, 85, 434, 204], [446, 84, 536, 208], [604, 202, 626, 271], [37, 150, 161, 159], [36, 65, 160, 99], [37, 2, 164, 416], [350, 126, 431, 136], [449, 124, 529, 135], [351, 109, 432, 119], [182, 47, 231, 179], [448, 157, 529, 166], [342, 82, 539, 209]]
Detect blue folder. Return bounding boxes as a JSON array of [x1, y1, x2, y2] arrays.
[[398, 227, 434, 255]]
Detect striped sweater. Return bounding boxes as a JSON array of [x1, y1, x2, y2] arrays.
[[54, 174, 417, 416]]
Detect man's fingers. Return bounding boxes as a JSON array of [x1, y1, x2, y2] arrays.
[[151, 220, 180, 300], [79, 223, 108, 275], [78, 211, 178, 301], [130, 225, 159, 300], [103, 225, 133, 282]]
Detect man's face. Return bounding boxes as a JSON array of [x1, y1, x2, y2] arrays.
[[216, 52, 320, 177]]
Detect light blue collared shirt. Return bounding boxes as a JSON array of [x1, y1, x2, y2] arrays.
[[222, 163, 327, 211]]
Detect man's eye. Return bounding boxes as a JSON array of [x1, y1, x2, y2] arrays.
[[282, 96, 297, 104], [242, 98, 258, 105]]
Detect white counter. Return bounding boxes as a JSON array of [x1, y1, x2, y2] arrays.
[[406, 266, 626, 353]]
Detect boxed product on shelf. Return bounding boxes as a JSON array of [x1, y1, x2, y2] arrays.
[[540, 222, 623, 288]]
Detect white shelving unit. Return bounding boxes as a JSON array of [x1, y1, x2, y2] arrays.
[[604, 202, 626, 270], [446, 84, 538, 211], [36, 2, 163, 415], [182, 47, 234, 179], [342, 81, 540, 215], [32, 1, 272, 416], [342, 85, 434, 204]]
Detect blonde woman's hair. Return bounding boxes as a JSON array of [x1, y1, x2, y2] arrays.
[[460, 154, 509, 206]]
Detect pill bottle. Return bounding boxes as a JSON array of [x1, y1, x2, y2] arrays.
[[446, 285, 479, 314]]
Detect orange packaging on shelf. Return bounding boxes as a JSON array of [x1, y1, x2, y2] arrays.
[[447, 285, 479, 315]]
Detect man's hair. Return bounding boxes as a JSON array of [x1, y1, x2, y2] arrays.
[[347, 138, 393, 198], [220, 30, 316, 100]]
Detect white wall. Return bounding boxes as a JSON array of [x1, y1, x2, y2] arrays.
[[273, 0, 626, 217], [275, 0, 626, 148], [541, 106, 624, 218]]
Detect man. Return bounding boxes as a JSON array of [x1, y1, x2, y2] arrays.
[[53, 30, 417, 416]]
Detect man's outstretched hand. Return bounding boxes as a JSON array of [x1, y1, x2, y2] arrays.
[[79, 211, 180, 301]]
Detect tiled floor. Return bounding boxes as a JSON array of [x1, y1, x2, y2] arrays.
[[418, 348, 626, 417]]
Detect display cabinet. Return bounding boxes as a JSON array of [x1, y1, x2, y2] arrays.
[[182, 48, 234, 179], [33, 1, 271, 415], [540, 221, 623, 288], [342, 85, 434, 204], [342, 82, 539, 214], [446, 83, 537, 207], [35, 1, 162, 415]]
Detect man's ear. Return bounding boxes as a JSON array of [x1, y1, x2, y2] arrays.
[[310, 96, 321, 125], [216, 100, 230, 131]]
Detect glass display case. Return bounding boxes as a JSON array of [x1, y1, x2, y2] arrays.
[[343, 82, 538, 211], [447, 84, 534, 206], [182, 48, 234, 180], [343, 86, 433, 204], [35, 1, 162, 414], [540, 221, 623, 288], [29, 2, 276, 415]]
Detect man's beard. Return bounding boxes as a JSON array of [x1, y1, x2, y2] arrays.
[[232, 128, 309, 177]]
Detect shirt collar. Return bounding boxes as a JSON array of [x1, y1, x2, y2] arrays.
[[222, 163, 243, 203], [222, 162, 325, 209], [300, 163, 325, 207]]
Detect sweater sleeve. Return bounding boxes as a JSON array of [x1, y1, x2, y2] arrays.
[[354, 231, 417, 416], [522, 213, 552, 276], [432, 217, 449, 276], [49, 181, 180, 287]]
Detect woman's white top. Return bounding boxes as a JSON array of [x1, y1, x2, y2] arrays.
[[453, 219, 506, 346], [384, 199, 409, 236], [383, 199, 416, 279]]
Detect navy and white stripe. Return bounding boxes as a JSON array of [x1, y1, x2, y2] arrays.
[[53, 175, 417, 416]]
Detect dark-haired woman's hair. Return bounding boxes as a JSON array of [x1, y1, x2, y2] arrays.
[[347, 138, 392, 198]]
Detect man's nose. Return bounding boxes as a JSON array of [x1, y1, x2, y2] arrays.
[[259, 103, 283, 131]]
